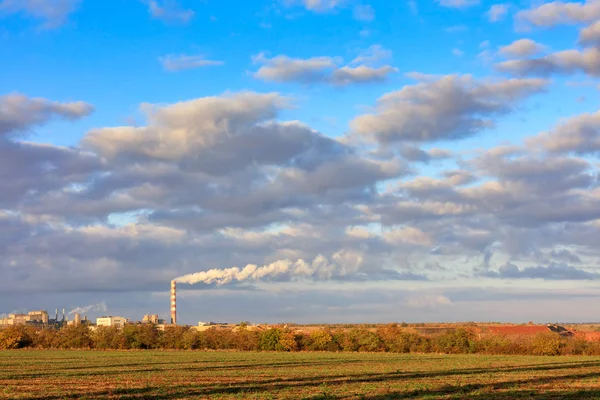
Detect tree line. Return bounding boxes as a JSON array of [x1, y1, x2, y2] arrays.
[[2, 323, 600, 356]]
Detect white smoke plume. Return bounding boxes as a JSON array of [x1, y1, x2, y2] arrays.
[[174, 250, 364, 285], [69, 301, 107, 315]]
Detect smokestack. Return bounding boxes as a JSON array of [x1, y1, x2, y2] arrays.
[[170, 280, 177, 325]]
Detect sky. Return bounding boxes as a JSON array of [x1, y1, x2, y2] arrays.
[[2, 0, 600, 325]]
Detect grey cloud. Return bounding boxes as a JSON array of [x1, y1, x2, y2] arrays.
[[0, 94, 99, 208], [251, 49, 397, 85], [0, 140, 101, 207], [497, 48, 600, 77], [579, 21, 600, 46], [252, 54, 338, 83], [398, 145, 453, 163], [4, 88, 600, 323], [474, 151, 595, 195], [83, 92, 286, 162], [0, 93, 93, 137], [546, 249, 582, 264], [500, 39, 546, 58], [146, 0, 194, 23], [483, 262, 599, 280], [331, 66, 398, 85], [528, 110, 600, 155], [61, 92, 405, 228], [159, 54, 224, 72], [0, 0, 80, 29], [350, 75, 547, 144], [516, 0, 600, 28]]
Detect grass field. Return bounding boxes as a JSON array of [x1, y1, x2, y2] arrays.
[[2, 351, 600, 399]]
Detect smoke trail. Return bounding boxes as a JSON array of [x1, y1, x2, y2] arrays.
[[69, 301, 107, 315], [174, 251, 364, 285]]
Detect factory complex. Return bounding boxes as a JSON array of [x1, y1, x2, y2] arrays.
[[0, 282, 231, 331], [0, 309, 92, 328]]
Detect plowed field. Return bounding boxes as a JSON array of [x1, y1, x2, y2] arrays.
[[2, 351, 600, 399]]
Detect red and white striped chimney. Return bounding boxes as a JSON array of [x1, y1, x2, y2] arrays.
[[170, 280, 177, 325]]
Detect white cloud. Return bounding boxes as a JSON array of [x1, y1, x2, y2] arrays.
[[487, 4, 509, 22], [252, 53, 338, 83], [287, 0, 344, 12], [437, 0, 480, 9], [499, 39, 546, 58], [527, 110, 600, 155], [350, 74, 547, 143], [453, 48, 465, 57], [446, 24, 469, 33], [406, 294, 451, 309], [407, 0, 418, 14], [353, 4, 375, 21], [146, 0, 194, 23], [516, 0, 600, 28], [0, 93, 93, 137], [497, 47, 600, 77], [0, 0, 80, 28], [350, 45, 392, 66], [251, 47, 397, 85], [579, 21, 600, 46], [159, 54, 224, 72]]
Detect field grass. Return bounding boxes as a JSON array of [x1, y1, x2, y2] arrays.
[[1, 351, 600, 399]]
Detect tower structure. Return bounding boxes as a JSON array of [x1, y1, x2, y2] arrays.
[[170, 280, 177, 325]]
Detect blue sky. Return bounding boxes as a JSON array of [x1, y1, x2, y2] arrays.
[[2, 0, 600, 324], [3, 0, 593, 147]]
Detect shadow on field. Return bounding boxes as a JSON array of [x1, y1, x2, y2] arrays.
[[21, 360, 600, 400], [2, 359, 369, 380], [11, 359, 600, 380], [355, 390, 600, 399]]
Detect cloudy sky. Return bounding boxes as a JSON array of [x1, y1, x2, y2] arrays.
[[2, 0, 600, 325]]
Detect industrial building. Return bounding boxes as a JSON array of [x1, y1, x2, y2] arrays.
[[96, 316, 128, 328], [67, 313, 89, 326], [0, 310, 49, 326], [142, 314, 160, 324]]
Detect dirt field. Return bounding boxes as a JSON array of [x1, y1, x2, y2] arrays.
[[2, 351, 600, 399]]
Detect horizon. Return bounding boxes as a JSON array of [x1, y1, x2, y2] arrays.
[[2, 0, 600, 325]]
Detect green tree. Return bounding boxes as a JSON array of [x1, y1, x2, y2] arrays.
[[532, 333, 565, 356], [182, 329, 201, 350], [0, 326, 33, 349], [33, 327, 60, 349], [435, 328, 477, 354], [92, 326, 125, 349], [58, 325, 93, 349], [160, 326, 189, 349], [122, 324, 158, 349], [309, 329, 333, 351], [259, 328, 285, 351]]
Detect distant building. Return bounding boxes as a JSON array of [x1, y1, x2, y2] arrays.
[[28, 311, 49, 324], [96, 316, 128, 329], [142, 314, 160, 324], [0, 310, 49, 326], [67, 313, 88, 326]]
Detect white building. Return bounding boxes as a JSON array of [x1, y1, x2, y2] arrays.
[[96, 316, 127, 329]]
